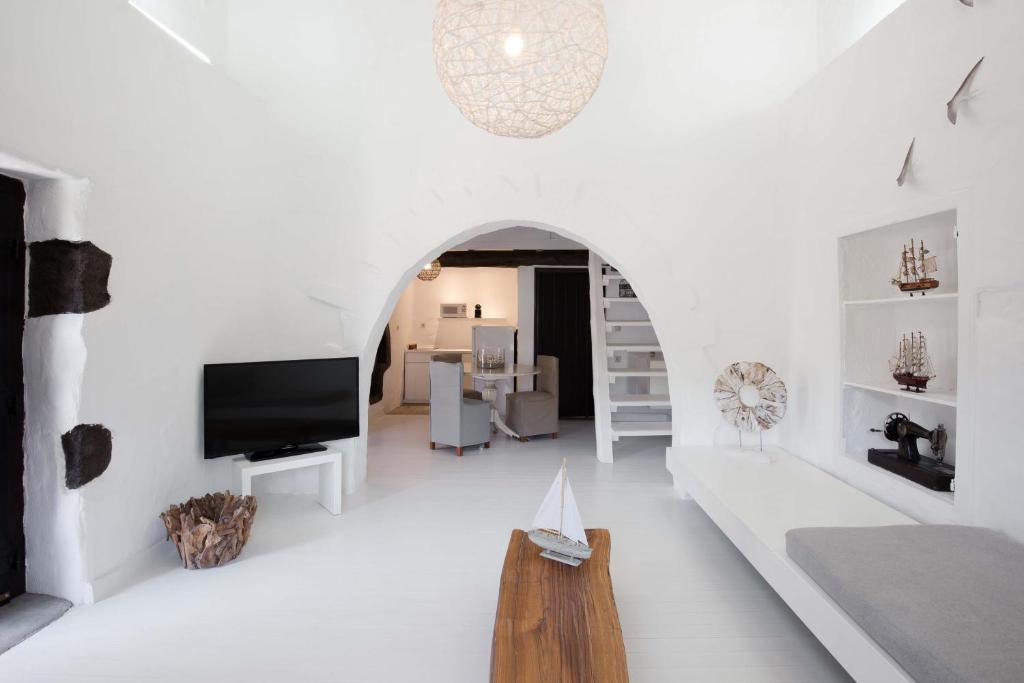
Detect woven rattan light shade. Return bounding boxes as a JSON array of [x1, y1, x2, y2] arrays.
[[417, 259, 442, 281], [433, 0, 608, 139]]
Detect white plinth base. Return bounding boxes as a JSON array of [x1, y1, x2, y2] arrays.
[[233, 450, 343, 515]]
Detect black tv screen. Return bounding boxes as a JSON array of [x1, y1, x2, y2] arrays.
[[203, 357, 359, 459]]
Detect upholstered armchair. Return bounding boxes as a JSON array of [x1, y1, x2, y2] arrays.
[[506, 355, 559, 442], [429, 359, 491, 456], [430, 353, 483, 401]]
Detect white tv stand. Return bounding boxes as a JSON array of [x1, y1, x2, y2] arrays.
[[233, 448, 343, 515]]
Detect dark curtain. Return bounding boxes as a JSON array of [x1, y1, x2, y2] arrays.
[[534, 269, 594, 418], [369, 325, 391, 405]]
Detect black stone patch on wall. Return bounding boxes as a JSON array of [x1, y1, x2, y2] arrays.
[[369, 325, 391, 405], [28, 240, 112, 317], [62, 424, 112, 490]]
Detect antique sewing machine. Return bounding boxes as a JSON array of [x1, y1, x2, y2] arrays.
[[868, 413, 955, 492]]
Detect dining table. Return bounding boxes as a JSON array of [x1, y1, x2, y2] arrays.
[[470, 364, 541, 440]]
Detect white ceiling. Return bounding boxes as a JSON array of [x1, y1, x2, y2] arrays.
[[450, 227, 586, 251]]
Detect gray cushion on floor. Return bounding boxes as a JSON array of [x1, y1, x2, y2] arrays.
[[786, 525, 1024, 683]]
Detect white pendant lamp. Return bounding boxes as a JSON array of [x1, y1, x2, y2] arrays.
[[433, 0, 609, 139]]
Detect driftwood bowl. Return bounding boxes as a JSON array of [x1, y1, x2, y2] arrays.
[[160, 491, 257, 570]]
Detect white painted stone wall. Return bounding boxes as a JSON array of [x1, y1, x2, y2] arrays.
[[19, 174, 92, 604], [232, 0, 822, 490], [0, 1, 327, 600], [780, 0, 1024, 539]]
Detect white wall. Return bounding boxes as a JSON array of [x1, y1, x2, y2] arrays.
[[517, 267, 536, 392], [226, 0, 820, 492], [407, 268, 518, 348], [816, 0, 907, 66], [368, 284, 413, 422], [455, 227, 587, 251], [0, 0, 839, 594], [0, 0, 340, 599], [781, 0, 1024, 538], [370, 267, 519, 415]]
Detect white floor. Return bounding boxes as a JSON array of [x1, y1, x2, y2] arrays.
[[0, 417, 850, 682]]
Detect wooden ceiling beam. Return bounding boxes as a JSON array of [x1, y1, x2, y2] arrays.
[[438, 250, 588, 268]]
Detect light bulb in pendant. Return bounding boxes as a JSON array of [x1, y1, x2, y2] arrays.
[[504, 32, 524, 57]]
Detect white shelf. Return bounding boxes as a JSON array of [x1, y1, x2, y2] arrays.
[[611, 421, 672, 437], [838, 209, 965, 524], [833, 453, 957, 527], [603, 274, 625, 284], [610, 394, 671, 409], [606, 343, 661, 353], [843, 292, 958, 307], [843, 381, 957, 408], [608, 369, 667, 378]]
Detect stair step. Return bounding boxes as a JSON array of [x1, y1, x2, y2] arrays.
[[610, 421, 672, 437], [608, 369, 667, 378], [606, 344, 661, 353], [603, 297, 643, 308], [605, 320, 652, 329], [610, 394, 671, 409]]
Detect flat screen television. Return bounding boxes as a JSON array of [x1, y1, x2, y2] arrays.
[[203, 357, 359, 461]]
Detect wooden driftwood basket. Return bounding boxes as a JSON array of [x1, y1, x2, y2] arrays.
[[160, 491, 257, 569]]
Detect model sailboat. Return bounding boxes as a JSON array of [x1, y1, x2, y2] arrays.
[[527, 459, 593, 567], [889, 331, 936, 392], [891, 238, 939, 295]]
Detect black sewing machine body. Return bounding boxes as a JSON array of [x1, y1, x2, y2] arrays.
[[868, 413, 955, 492]]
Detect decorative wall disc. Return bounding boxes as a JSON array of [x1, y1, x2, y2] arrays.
[[714, 362, 787, 433], [433, 0, 609, 138]]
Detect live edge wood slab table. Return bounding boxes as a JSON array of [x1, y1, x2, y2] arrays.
[[491, 529, 629, 683]]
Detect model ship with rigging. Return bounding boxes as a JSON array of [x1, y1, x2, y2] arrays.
[[889, 331, 936, 392], [891, 238, 939, 295], [528, 459, 592, 567]]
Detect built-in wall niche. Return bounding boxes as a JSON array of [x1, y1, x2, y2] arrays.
[[838, 209, 962, 517]]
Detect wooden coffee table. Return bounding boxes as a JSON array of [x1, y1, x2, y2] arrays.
[[491, 529, 628, 682]]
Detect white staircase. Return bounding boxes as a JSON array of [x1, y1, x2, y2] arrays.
[[589, 254, 672, 462]]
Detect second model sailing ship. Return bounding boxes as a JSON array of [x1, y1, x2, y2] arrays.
[[528, 459, 592, 567], [891, 238, 939, 295], [889, 331, 936, 392]]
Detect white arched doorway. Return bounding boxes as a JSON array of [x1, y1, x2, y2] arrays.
[[360, 219, 677, 472], [316, 173, 719, 497]]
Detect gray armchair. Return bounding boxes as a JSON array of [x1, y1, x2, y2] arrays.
[[429, 359, 491, 456], [506, 355, 559, 442], [430, 353, 483, 401]]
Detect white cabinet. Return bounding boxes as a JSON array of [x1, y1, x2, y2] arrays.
[[403, 351, 431, 403], [403, 350, 472, 404]]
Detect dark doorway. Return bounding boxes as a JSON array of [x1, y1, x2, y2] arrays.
[[534, 268, 594, 419], [0, 174, 25, 606]]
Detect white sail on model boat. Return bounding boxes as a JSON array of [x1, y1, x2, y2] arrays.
[[527, 459, 593, 567]]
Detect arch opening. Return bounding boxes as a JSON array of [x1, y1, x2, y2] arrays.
[[359, 220, 678, 477]]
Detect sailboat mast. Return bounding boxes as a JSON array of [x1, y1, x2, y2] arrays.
[[917, 331, 925, 374], [558, 458, 567, 539]]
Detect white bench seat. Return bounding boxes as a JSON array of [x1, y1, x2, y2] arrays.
[[669, 446, 916, 683]]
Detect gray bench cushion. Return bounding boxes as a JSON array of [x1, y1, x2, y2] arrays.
[[787, 525, 1024, 683]]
